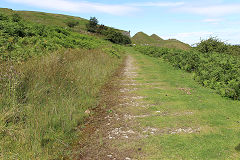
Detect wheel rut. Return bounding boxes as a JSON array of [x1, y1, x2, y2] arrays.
[[74, 55, 198, 160]]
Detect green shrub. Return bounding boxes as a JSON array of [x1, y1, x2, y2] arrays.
[[196, 37, 228, 53], [12, 13, 22, 22], [86, 17, 131, 45], [135, 45, 240, 100], [86, 16, 98, 33], [104, 29, 131, 45], [0, 12, 107, 61], [196, 37, 240, 56], [66, 20, 79, 28]]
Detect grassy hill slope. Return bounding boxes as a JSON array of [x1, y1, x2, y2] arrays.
[[0, 8, 125, 159], [0, 8, 126, 34], [0, 8, 88, 33], [132, 32, 191, 50], [150, 33, 163, 41]]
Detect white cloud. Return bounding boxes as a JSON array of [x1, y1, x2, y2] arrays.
[[202, 18, 223, 25], [178, 4, 240, 17], [130, 2, 185, 7], [203, 18, 222, 23], [6, 0, 186, 15], [6, 0, 138, 15]]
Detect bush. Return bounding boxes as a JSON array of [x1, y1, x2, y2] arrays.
[[66, 20, 79, 28], [135, 45, 240, 100], [86, 17, 98, 33], [196, 37, 240, 56], [12, 13, 22, 22], [86, 17, 131, 45], [0, 12, 107, 61], [196, 37, 228, 53], [105, 29, 131, 45]]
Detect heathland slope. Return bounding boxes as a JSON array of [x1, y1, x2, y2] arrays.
[[132, 32, 191, 50], [1, 6, 240, 160], [0, 8, 126, 34], [0, 8, 126, 159]]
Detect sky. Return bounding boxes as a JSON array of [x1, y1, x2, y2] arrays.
[[1, 0, 240, 45]]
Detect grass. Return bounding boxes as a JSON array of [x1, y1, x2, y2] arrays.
[[0, 8, 88, 32], [0, 8, 126, 35], [125, 47, 240, 159], [0, 8, 126, 159], [132, 32, 191, 50], [0, 48, 123, 159]]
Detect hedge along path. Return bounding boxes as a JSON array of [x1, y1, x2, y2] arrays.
[[76, 47, 240, 159]]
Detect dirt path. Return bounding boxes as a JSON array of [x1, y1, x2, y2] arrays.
[[73, 55, 152, 159], [74, 49, 240, 159], [75, 54, 195, 159]]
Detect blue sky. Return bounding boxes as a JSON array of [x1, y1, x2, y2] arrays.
[[1, 0, 240, 45]]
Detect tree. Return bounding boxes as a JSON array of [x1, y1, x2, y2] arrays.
[[86, 17, 98, 33]]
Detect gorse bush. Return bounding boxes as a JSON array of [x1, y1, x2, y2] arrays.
[[0, 12, 106, 61], [135, 45, 240, 100]]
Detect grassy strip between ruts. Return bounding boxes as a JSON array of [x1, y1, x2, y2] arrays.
[[0, 48, 123, 159], [125, 47, 240, 159]]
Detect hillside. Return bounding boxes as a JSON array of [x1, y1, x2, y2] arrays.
[[151, 33, 163, 41], [0, 8, 126, 159], [0, 8, 127, 35], [1, 6, 240, 160], [132, 32, 191, 50]]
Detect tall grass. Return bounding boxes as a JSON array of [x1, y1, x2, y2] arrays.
[[0, 48, 122, 159]]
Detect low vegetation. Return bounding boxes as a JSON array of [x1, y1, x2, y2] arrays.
[[1, 6, 240, 160], [195, 37, 240, 56], [0, 12, 107, 61], [134, 39, 240, 100], [86, 17, 131, 45], [127, 50, 240, 159], [0, 8, 89, 33], [0, 10, 125, 159]]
